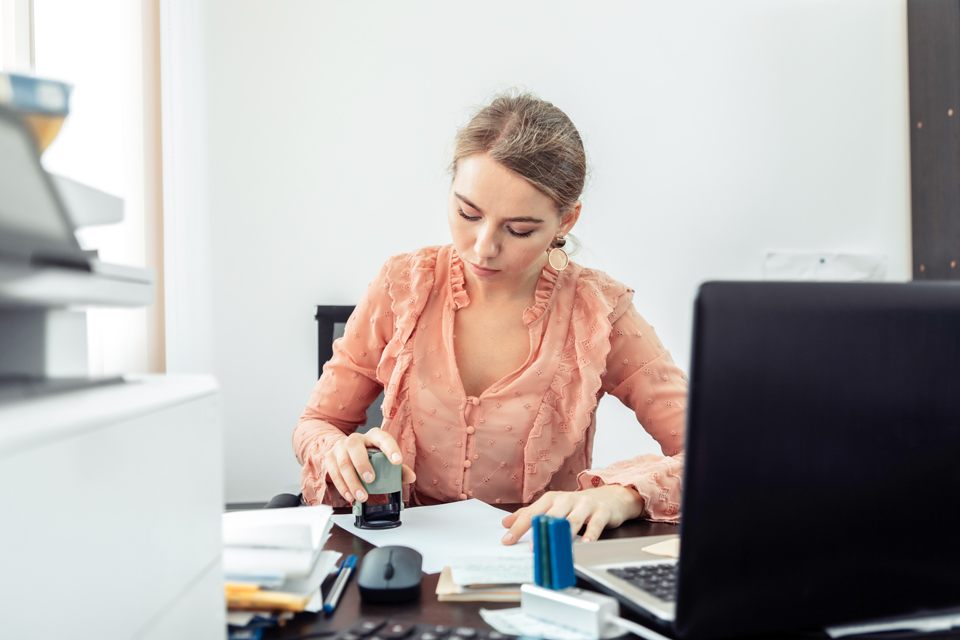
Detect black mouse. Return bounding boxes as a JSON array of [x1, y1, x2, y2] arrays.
[[356, 545, 423, 604]]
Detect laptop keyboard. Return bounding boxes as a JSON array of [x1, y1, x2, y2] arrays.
[[609, 563, 678, 602]]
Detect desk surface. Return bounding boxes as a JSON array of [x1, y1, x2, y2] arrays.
[[265, 505, 677, 638], [261, 506, 960, 640]]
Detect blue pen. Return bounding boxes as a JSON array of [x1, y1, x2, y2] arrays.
[[323, 554, 358, 614]]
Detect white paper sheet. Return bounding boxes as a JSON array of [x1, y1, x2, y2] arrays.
[[331, 499, 532, 574], [450, 555, 533, 586], [282, 550, 340, 613], [480, 607, 627, 640], [223, 504, 333, 549]]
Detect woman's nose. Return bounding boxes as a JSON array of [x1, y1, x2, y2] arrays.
[[475, 224, 499, 259]]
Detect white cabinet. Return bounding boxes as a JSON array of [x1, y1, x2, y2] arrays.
[[0, 375, 224, 639]]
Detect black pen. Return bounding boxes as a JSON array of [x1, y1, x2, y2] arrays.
[[323, 554, 358, 614]]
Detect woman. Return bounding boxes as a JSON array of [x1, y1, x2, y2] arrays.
[[293, 92, 686, 545]]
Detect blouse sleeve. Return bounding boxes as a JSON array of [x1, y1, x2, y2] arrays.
[[576, 300, 687, 522], [293, 263, 396, 506]]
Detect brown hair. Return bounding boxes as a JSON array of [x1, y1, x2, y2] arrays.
[[452, 91, 587, 214]]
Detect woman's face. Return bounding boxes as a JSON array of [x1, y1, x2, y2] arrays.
[[448, 153, 578, 288]]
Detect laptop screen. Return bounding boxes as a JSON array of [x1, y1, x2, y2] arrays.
[[676, 281, 960, 639]]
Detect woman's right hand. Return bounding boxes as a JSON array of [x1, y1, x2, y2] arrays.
[[324, 427, 416, 503]]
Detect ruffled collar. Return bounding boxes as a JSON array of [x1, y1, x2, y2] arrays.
[[448, 248, 560, 327]]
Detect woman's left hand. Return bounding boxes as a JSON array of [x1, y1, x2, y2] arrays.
[[500, 485, 646, 545]]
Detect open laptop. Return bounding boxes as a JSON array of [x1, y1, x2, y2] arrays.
[[575, 281, 960, 639]]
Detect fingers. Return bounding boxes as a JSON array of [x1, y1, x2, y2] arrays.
[[501, 508, 534, 545], [365, 427, 404, 465], [324, 430, 414, 504], [346, 435, 377, 485], [323, 455, 353, 503], [324, 444, 366, 503], [500, 490, 618, 546], [501, 493, 557, 545], [563, 502, 594, 539], [337, 440, 370, 502], [581, 505, 612, 543]]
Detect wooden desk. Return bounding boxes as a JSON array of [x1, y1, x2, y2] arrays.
[[261, 505, 960, 640], [265, 505, 679, 638]]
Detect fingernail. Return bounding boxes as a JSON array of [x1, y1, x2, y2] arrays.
[[356, 490, 367, 501], [582, 537, 591, 543], [344, 492, 353, 502], [391, 452, 402, 463], [501, 533, 514, 544], [362, 472, 374, 482]]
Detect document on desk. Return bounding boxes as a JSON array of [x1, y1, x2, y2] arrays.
[[331, 499, 532, 574], [480, 608, 626, 640]]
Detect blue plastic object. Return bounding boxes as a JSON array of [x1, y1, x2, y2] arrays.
[[532, 515, 576, 590], [547, 518, 576, 589]]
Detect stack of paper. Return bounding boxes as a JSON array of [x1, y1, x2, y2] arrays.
[[436, 555, 534, 602], [222, 505, 341, 614]]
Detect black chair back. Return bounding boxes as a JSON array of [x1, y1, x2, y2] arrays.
[[315, 305, 384, 433]]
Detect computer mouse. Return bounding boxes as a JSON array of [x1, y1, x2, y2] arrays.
[[356, 545, 423, 604]]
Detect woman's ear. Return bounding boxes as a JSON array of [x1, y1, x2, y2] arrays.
[[559, 201, 582, 236]]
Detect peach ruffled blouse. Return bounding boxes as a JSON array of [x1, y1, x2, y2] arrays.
[[294, 245, 686, 521]]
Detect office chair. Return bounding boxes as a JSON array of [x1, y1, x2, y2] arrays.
[[314, 305, 385, 431], [264, 305, 385, 509]]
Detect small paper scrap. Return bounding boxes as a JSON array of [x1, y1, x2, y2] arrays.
[[641, 537, 680, 558]]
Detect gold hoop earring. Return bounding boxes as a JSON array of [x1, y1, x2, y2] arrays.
[[548, 235, 569, 271]]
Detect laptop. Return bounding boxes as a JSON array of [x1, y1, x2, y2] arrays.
[[575, 281, 960, 639]]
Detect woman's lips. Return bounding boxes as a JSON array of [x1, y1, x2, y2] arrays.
[[467, 261, 500, 277]]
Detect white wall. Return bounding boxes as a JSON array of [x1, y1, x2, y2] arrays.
[[163, 0, 912, 503]]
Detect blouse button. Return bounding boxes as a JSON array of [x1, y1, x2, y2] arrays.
[[430, 445, 436, 451], [505, 425, 512, 431], [463, 460, 472, 468], [467, 397, 480, 405], [591, 476, 601, 487], [495, 499, 502, 504], [429, 408, 436, 414], [432, 479, 438, 485], [459, 493, 468, 500], [466, 426, 475, 435]]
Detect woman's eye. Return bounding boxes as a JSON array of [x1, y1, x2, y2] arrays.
[[458, 208, 534, 237]]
